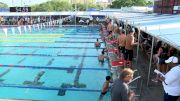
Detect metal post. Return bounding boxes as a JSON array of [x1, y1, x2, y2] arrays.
[[147, 36, 155, 86], [136, 25, 141, 66]]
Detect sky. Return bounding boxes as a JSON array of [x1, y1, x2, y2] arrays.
[[0, 0, 50, 7]]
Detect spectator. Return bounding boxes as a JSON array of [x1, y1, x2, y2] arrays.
[[111, 68, 135, 101], [157, 56, 180, 101]]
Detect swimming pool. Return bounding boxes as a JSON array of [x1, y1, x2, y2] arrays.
[[0, 25, 110, 101]]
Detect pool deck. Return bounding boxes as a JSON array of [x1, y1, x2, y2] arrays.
[[134, 49, 180, 101]]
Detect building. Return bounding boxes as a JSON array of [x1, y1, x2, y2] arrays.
[[154, 0, 180, 14]]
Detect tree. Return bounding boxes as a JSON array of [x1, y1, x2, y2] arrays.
[[110, 0, 153, 8], [0, 2, 8, 8], [146, 1, 153, 6], [31, 0, 71, 12], [31, 0, 103, 12], [110, 0, 133, 8]]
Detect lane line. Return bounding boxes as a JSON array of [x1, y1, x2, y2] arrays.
[[0, 64, 108, 71], [0, 53, 98, 57], [0, 83, 101, 92]]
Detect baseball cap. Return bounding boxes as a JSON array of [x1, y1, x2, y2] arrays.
[[165, 56, 178, 63]]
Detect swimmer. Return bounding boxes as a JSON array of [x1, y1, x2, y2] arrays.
[[95, 38, 101, 48], [99, 76, 111, 100], [98, 51, 106, 63]]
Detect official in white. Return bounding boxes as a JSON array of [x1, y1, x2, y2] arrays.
[[157, 56, 180, 101]]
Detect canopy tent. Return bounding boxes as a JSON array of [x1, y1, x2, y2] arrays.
[[118, 13, 180, 50], [117, 13, 180, 86]]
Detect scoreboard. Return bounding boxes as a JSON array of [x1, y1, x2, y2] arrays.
[[10, 7, 31, 12]]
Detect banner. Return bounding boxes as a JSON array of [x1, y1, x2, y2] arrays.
[[28, 25, 31, 32], [24, 26, 27, 33], [3, 28, 8, 36], [11, 27, 15, 35], [17, 26, 22, 35]]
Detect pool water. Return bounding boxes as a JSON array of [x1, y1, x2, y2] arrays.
[[0, 26, 110, 101]]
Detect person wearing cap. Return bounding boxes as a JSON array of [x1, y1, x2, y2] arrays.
[[99, 76, 111, 100], [124, 28, 138, 68], [157, 56, 180, 101], [111, 68, 135, 101], [117, 29, 126, 59]]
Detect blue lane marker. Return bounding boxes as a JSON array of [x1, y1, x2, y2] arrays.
[[0, 83, 101, 92], [0, 53, 98, 57], [0, 46, 104, 49], [0, 64, 108, 71]]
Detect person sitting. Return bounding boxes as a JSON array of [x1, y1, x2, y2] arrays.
[[95, 38, 101, 48], [99, 76, 111, 100], [98, 51, 106, 63]]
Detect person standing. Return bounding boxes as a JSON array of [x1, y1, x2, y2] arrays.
[[157, 56, 180, 101], [124, 28, 138, 68], [117, 29, 126, 59], [111, 68, 135, 101]]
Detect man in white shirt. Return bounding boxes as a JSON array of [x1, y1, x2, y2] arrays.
[[157, 56, 180, 101]]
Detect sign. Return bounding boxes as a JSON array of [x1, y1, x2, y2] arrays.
[[174, 6, 180, 10], [10, 7, 31, 12]]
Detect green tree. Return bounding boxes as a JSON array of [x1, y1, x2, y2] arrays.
[[0, 2, 8, 8], [110, 0, 153, 8], [146, 1, 153, 6], [31, 0, 71, 12], [110, 0, 133, 8]]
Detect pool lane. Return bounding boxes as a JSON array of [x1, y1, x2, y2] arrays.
[[0, 26, 110, 101]]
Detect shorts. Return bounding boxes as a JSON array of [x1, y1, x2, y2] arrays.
[[124, 49, 133, 61], [99, 59, 104, 63], [101, 91, 107, 95], [158, 58, 166, 64], [118, 46, 125, 54]]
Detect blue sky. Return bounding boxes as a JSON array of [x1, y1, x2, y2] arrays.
[[0, 0, 50, 7]]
